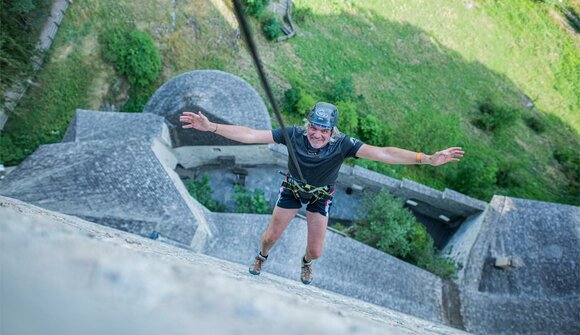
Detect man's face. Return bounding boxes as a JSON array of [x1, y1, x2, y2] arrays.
[[307, 124, 332, 148]]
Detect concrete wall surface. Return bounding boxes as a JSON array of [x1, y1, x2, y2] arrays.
[[0, 196, 468, 335], [460, 196, 580, 334], [200, 212, 449, 325]]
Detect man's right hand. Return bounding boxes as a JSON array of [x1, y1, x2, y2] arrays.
[[179, 111, 214, 132]]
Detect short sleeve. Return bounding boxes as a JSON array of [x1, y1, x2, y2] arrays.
[[342, 136, 364, 158], [272, 127, 297, 145]]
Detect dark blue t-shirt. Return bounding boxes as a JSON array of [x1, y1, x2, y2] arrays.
[[272, 127, 364, 186]]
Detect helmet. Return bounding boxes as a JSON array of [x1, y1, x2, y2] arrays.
[[308, 102, 339, 129]]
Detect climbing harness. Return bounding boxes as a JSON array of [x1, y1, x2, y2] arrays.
[[279, 171, 334, 204]]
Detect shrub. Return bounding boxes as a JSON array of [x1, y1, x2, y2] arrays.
[[554, 146, 580, 197], [262, 13, 283, 40], [100, 26, 161, 112], [283, 87, 301, 112], [354, 189, 456, 279], [495, 160, 523, 188], [242, 0, 270, 18], [234, 185, 271, 214], [330, 77, 356, 102], [121, 84, 156, 113], [101, 27, 161, 87], [294, 91, 317, 117], [0, 135, 25, 165], [472, 99, 519, 132], [293, 6, 313, 23], [524, 115, 546, 133], [185, 175, 226, 212], [447, 155, 497, 200], [358, 114, 388, 145], [335, 100, 358, 135]]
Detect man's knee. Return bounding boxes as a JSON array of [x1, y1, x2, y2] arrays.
[[262, 230, 277, 245], [306, 247, 323, 260]]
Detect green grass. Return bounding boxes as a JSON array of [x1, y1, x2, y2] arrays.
[[1, 0, 578, 205], [265, 0, 579, 204]]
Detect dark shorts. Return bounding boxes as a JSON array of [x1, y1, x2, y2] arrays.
[[275, 185, 334, 217]]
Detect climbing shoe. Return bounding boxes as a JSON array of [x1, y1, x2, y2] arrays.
[[301, 258, 313, 285], [249, 253, 267, 275]]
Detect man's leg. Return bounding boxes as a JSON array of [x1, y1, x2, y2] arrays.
[[261, 206, 299, 256], [304, 210, 329, 261], [300, 210, 329, 284], [249, 206, 298, 275]]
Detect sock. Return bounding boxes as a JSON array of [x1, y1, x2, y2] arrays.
[[259, 251, 268, 259], [303, 256, 311, 264]]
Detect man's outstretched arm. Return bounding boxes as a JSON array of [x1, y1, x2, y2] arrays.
[[179, 111, 274, 144], [355, 144, 464, 166]]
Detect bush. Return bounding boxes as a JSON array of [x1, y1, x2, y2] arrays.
[[447, 155, 497, 200], [354, 189, 456, 279], [495, 159, 523, 188], [330, 77, 356, 102], [262, 13, 283, 40], [554, 146, 580, 197], [524, 115, 546, 133], [100, 26, 161, 112], [242, 0, 270, 18], [121, 84, 156, 113], [234, 185, 271, 214], [335, 100, 358, 135], [358, 114, 388, 145], [293, 5, 313, 23], [101, 27, 161, 87], [283, 87, 301, 112], [185, 175, 226, 212], [472, 99, 519, 132], [294, 91, 317, 117], [0, 135, 26, 165]]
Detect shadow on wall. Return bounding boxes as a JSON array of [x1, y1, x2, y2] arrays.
[[165, 104, 242, 147]]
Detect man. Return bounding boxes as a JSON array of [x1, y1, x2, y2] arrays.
[[180, 102, 463, 285]]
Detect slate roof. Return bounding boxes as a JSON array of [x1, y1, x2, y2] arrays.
[[63, 109, 166, 143], [0, 111, 200, 244], [143, 70, 272, 147]]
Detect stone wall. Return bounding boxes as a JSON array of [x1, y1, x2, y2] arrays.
[[199, 212, 449, 324], [460, 196, 580, 334], [0, 195, 468, 335]]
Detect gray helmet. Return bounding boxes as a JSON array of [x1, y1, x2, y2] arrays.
[[308, 102, 339, 129]]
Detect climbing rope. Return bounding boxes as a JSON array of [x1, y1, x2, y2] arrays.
[[231, 0, 306, 184]]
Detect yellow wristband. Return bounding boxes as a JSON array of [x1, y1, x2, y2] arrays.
[[416, 152, 423, 164]]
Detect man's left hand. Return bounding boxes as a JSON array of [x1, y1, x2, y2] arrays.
[[429, 147, 464, 166]]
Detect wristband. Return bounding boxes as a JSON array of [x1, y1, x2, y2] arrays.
[[416, 152, 423, 164]]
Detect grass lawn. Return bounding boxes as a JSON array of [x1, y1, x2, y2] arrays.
[[1, 0, 578, 205]]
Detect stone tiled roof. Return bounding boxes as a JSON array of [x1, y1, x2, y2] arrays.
[[143, 70, 272, 147], [0, 111, 199, 244], [63, 109, 166, 143]]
